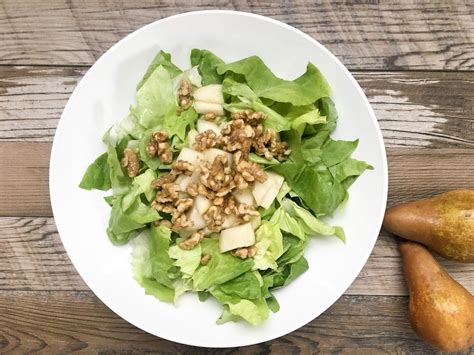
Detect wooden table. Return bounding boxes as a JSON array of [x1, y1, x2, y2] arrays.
[[1, 1, 473, 353]]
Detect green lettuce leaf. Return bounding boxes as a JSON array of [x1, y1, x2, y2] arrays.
[[138, 50, 182, 90], [321, 138, 359, 167], [192, 239, 254, 291], [190, 49, 225, 85], [271, 198, 345, 242], [168, 242, 202, 278], [210, 271, 262, 303], [107, 144, 130, 196], [217, 56, 330, 105], [79, 153, 111, 191], [131, 230, 175, 302], [253, 221, 284, 270], [149, 225, 176, 288], [227, 298, 270, 326]]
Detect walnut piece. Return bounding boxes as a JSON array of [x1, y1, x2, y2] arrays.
[[146, 130, 173, 164], [172, 160, 195, 176], [231, 110, 266, 126], [175, 198, 193, 213], [203, 112, 216, 121], [179, 231, 204, 250], [152, 172, 177, 188], [178, 79, 193, 110], [200, 254, 212, 265], [236, 203, 259, 222], [234, 151, 267, 183], [233, 245, 257, 259], [203, 206, 224, 232], [193, 129, 222, 151], [121, 148, 140, 177]]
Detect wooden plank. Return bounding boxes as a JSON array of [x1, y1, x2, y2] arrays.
[[0, 1, 473, 69], [2, 143, 473, 216], [1, 67, 473, 147], [0, 142, 51, 217], [1, 214, 473, 296], [2, 292, 468, 354]]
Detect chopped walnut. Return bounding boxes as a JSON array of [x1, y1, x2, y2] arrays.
[[221, 118, 249, 154], [222, 195, 237, 215], [203, 112, 217, 121], [203, 206, 224, 232], [121, 148, 140, 178], [146, 130, 173, 164], [253, 126, 290, 161], [172, 160, 195, 176], [175, 198, 193, 213], [151, 201, 175, 214], [234, 151, 267, 183], [152, 172, 177, 188], [233, 245, 257, 259], [233, 173, 249, 190], [172, 212, 194, 231], [200, 254, 212, 265], [193, 129, 222, 151], [179, 231, 204, 250], [177, 79, 193, 110], [154, 183, 179, 203], [236, 203, 260, 222], [199, 155, 235, 195], [156, 220, 172, 228], [186, 183, 199, 197], [231, 110, 266, 126]]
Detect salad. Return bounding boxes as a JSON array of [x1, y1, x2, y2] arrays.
[[80, 49, 372, 326]]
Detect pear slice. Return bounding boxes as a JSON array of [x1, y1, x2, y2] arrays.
[[193, 101, 224, 116], [252, 171, 284, 208], [197, 119, 221, 135], [232, 187, 255, 206], [202, 148, 233, 165], [219, 222, 255, 253], [193, 84, 224, 104], [176, 147, 203, 167]]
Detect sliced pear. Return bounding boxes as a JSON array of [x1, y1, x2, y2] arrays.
[[195, 195, 211, 215], [187, 129, 199, 148], [232, 188, 255, 206], [197, 119, 221, 135], [186, 205, 206, 230], [176, 147, 203, 167], [222, 214, 239, 229], [202, 148, 233, 165], [193, 84, 224, 104], [219, 222, 255, 253], [250, 215, 261, 230], [193, 101, 224, 116], [252, 171, 284, 208], [175, 172, 199, 192]]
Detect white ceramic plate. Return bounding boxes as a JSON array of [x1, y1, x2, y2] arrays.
[[50, 10, 388, 348]]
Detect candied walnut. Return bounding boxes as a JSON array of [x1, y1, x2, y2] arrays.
[[178, 79, 193, 110], [179, 231, 204, 250], [203, 206, 224, 232], [231, 110, 266, 126], [203, 112, 216, 121], [236, 203, 259, 222], [121, 148, 140, 178], [152, 172, 176, 188], [175, 198, 193, 213], [193, 129, 222, 151], [200, 254, 212, 265], [172, 160, 195, 176], [233, 245, 257, 259]]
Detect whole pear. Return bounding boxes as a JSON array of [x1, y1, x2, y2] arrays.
[[400, 242, 474, 352], [384, 190, 474, 262]]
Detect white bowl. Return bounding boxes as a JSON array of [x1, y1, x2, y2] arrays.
[[50, 10, 388, 348]]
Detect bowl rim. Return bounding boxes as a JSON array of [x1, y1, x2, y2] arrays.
[[50, 9, 388, 348]]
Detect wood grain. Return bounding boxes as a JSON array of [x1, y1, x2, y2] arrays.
[[1, 217, 473, 296], [1, 67, 473, 147], [0, 1, 473, 69], [3, 291, 471, 354]]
